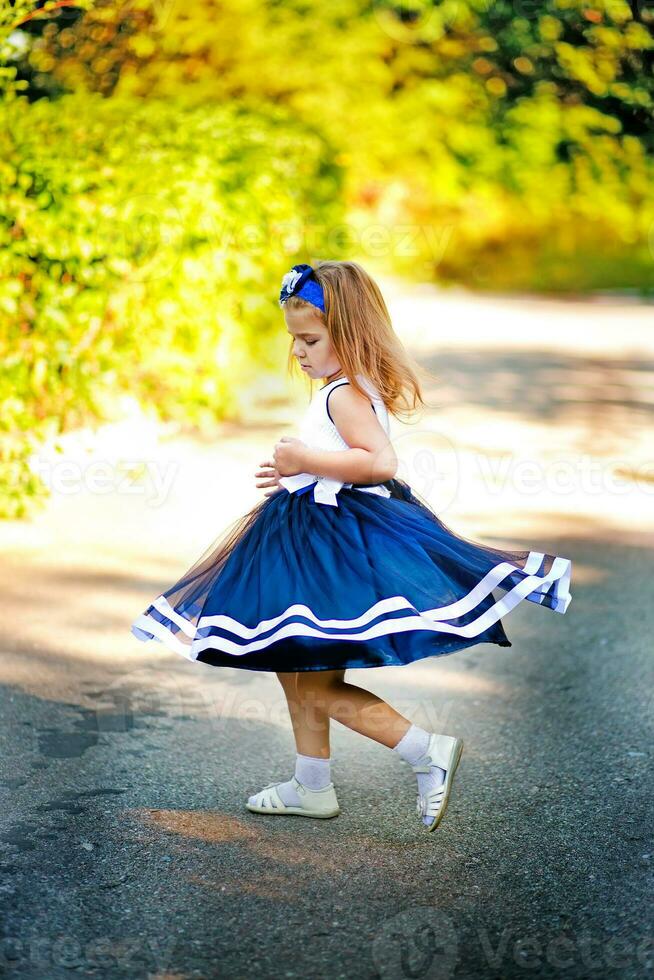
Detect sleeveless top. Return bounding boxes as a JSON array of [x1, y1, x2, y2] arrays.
[[278, 373, 392, 507]]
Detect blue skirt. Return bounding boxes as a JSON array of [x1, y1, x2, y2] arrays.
[[131, 478, 572, 672]]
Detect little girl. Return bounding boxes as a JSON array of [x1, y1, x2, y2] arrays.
[[131, 260, 572, 832]]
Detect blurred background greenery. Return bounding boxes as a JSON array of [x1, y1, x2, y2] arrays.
[[1, 0, 653, 517]]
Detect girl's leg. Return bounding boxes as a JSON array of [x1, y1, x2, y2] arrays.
[[292, 670, 454, 828], [288, 669, 412, 749], [253, 670, 334, 808], [271, 669, 451, 826], [276, 669, 334, 756]]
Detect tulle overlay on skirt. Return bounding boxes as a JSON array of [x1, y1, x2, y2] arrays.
[[131, 478, 572, 672]]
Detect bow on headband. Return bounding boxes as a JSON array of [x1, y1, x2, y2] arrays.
[[279, 263, 326, 313]]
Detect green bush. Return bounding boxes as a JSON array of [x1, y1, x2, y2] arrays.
[[0, 91, 345, 518], [27, 0, 654, 292]]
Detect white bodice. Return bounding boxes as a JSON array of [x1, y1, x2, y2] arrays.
[[278, 373, 392, 507], [297, 374, 390, 448]]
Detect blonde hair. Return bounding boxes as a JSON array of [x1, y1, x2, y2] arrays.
[[283, 260, 432, 420]]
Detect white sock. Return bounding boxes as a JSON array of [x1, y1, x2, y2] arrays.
[[253, 753, 332, 808], [295, 753, 332, 790], [393, 723, 446, 827]]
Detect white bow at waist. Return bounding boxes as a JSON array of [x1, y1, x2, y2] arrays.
[[278, 472, 391, 507]]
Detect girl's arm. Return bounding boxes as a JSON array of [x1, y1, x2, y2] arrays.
[[303, 443, 397, 485], [275, 384, 398, 485]]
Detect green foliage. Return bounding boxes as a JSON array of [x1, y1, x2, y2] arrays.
[[366, 0, 654, 289], [0, 0, 94, 99], [27, 0, 654, 291], [0, 91, 345, 517]]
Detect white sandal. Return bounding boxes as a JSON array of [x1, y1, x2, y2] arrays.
[[246, 775, 340, 819], [411, 733, 464, 831]]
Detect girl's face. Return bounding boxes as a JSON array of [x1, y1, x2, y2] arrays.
[[284, 305, 342, 381]]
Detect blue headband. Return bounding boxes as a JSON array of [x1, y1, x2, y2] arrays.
[[279, 263, 326, 313]]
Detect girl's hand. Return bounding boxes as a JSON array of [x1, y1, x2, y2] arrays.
[[273, 436, 308, 477], [255, 459, 283, 497]]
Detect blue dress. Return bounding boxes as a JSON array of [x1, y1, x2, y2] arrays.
[[131, 375, 572, 672]]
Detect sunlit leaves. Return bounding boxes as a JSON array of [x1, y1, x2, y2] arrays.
[[0, 92, 345, 516]]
